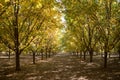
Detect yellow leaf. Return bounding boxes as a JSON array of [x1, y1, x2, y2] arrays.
[[5, 0, 9, 2]]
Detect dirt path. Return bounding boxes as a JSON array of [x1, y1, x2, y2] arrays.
[[35, 53, 87, 80], [0, 53, 120, 80]]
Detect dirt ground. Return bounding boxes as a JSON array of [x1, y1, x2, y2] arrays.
[[0, 53, 120, 80]]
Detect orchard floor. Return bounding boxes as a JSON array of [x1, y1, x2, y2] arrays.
[[0, 53, 120, 80]]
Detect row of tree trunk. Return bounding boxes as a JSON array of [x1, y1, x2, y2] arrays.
[[32, 50, 56, 64], [72, 50, 120, 68]]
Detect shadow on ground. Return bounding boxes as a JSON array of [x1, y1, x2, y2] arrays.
[[0, 53, 120, 80]]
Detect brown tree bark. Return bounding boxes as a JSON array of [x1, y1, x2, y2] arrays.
[[8, 49, 10, 59], [118, 51, 120, 60], [41, 49, 43, 60], [45, 48, 48, 59], [13, 0, 20, 71], [48, 48, 51, 58], [15, 52, 20, 71], [104, 51, 108, 68], [83, 52, 86, 60], [33, 52, 35, 64], [89, 49, 93, 62]]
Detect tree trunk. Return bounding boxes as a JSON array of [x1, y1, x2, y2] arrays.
[[45, 48, 48, 59], [49, 52, 50, 58], [76, 51, 78, 56], [83, 52, 86, 60], [41, 52, 43, 60], [48, 49, 51, 58], [8, 49, 10, 59], [14, 0, 20, 71], [41, 49, 43, 60], [118, 52, 120, 60], [14, 26, 20, 71], [46, 53, 47, 59], [33, 52, 35, 64], [90, 51, 93, 62], [80, 52, 82, 58], [104, 51, 108, 68], [109, 53, 110, 58], [15, 51, 21, 71]]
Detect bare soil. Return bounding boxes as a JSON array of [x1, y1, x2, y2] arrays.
[[0, 53, 120, 80]]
